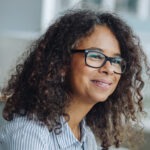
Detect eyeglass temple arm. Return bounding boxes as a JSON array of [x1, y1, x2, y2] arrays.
[[71, 49, 85, 53]]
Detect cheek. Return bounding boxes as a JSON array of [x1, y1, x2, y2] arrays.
[[70, 58, 84, 85], [117, 76, 121, 84], [71, 65, 89, 85], [70, 59, 92, 90], [71, 55, 88, 79], [114, 75, 121, 89]]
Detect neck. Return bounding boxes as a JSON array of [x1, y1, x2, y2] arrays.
[[64, 96, 95, 140]]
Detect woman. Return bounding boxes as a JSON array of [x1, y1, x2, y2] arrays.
[[0, 9, 149, 150]]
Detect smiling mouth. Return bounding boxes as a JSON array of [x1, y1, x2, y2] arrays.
[[91, 80, 112, 89]]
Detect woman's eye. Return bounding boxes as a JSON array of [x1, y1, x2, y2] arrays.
[[112, 58, 122, 64], [88, 53, 103, 59], [91, 55, 99, 58]]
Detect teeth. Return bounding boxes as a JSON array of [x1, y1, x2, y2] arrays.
[[95, 81, 109, 85]]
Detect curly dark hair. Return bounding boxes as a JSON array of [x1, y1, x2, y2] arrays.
[[2, 9, 150, 149]]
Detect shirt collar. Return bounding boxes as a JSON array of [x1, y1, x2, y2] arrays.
[[55, 116, 87, 149]]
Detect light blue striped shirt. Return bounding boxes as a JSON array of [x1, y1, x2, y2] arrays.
[[0, 116, 101, 150]]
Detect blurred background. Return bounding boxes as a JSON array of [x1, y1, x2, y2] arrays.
[[0, 0, 150, 149]]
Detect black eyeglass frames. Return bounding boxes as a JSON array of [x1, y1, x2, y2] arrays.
[[71, 48, 126, 74]]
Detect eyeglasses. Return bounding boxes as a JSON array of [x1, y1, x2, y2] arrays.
[[71, 48, 126, 74]]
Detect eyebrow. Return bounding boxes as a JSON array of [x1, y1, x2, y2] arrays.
[[91, 47, 121, 57]]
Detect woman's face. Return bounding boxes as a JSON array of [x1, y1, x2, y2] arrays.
[[70, 25, 121, 105]]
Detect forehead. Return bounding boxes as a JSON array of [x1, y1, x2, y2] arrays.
[[76, 25, 120, 56]]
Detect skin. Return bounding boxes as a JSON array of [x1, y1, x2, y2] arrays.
[[65, 25, 121, 140]]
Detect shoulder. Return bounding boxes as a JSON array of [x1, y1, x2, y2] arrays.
[[0, 116, 50, 150], [0, 116, 49, 138]]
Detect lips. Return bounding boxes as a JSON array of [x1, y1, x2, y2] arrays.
[[91, 79, 112, 89]]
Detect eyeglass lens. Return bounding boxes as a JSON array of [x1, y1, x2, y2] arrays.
[[86, 51, 126, 74]]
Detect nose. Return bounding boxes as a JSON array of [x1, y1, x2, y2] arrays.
[[98, 60, 114, 75]]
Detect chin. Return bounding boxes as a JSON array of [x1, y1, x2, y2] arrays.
[[92, 96, 109, 104], [98, 97, 108, 102], [91, 91, 113, 103]]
